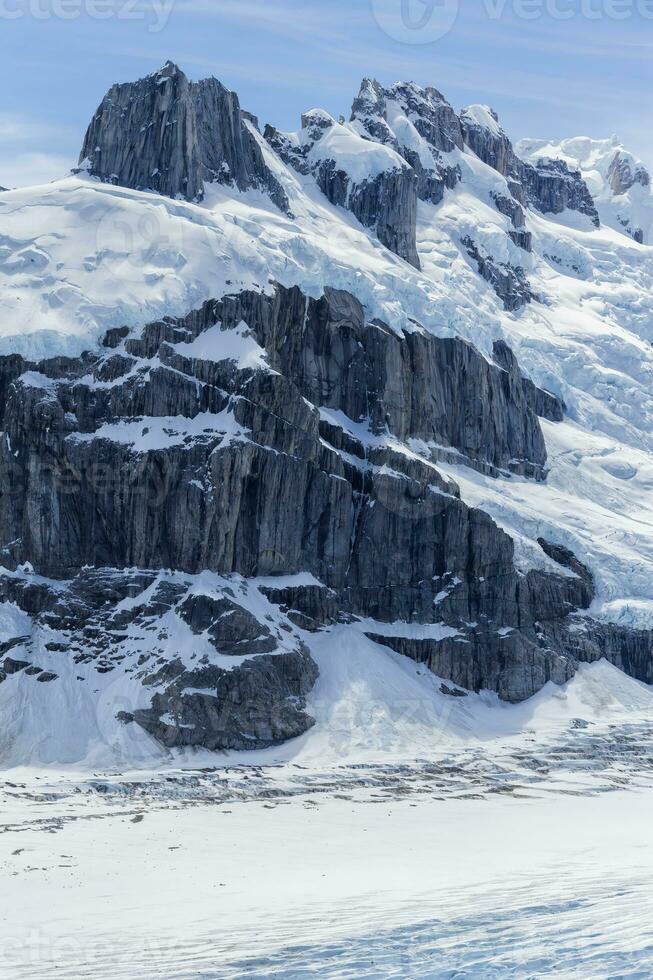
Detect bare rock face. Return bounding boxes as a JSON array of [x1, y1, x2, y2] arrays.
[[265, 108, 420, 267], [493, 341, 565, 423], [460, 106, 515, 177], [491, 193, 532, 252], [521, 157, 599, 225], [79, 61, 289, 211], [460, 105, 599, 226], [0, 282, 649, 713], [350, 78, 462, 205], [607, 151, 650, 195]]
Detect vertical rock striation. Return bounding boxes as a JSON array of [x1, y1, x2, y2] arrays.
[[79, 61, 289, 211]]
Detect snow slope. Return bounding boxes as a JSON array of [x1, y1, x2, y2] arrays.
[[3, 658, 653, 978]]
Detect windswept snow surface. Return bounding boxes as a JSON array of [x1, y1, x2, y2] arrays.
[[3, 658, 653, 978]]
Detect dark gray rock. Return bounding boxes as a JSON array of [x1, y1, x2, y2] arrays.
[[461, 237, 535, 312], [537, 537, 594, 593], [0, 565, 319, 749], [131, 644, 318, 751], [367, 629, 575, 703], [260, 584, 340, 632], [0, 282, 650, 717], [266, 110, 419, 267], [178, 593, 277, 655], [79, 61, 289, 212], [3, 656, 31, 674], [461, 106, 599, 226], [521, 158, 599, 227], [350, 78, 462, 206], [493, 340, 565, 422], [492, 193, 532, 252]]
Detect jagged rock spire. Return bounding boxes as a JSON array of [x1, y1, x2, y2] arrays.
[[78, 62, 289, 211]]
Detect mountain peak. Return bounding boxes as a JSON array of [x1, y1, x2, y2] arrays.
[[78, 63, 289, 210], [150, 59, 183, 80], [460, 104, 503, 137]]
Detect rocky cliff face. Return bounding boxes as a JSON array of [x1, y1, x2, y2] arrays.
[[1, 64, 652, 759], [0, 281, 650, 749], [265, 108, 420, 268], [77, 65, 604, 278], [606, 151, 650, 195], [79, 61, 289, 211], [460, 104, 600, 226], [349, 78, 463, 206]]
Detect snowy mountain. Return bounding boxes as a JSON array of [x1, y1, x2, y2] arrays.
[[518, 134, 653, 244], [1, 63, 653, 767]]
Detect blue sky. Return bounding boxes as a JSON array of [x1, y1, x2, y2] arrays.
[[1, 0, 652, 186]]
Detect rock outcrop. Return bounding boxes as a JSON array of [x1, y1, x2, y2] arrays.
[[0, 567, 318, 750], [79, 61, 289, 211], [461, 104, 600, 226], [461, 237, 534, 312], [349, 78, 462, 206], [607, 151, 650, 195], [0, 283, 649, 719], [265, 109, 420, 267]]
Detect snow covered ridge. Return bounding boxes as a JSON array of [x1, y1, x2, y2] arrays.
[[1, 62, 653, 765], [518, 134, 653, 244]]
